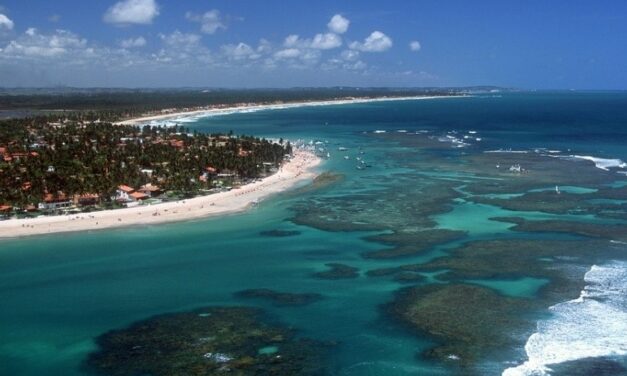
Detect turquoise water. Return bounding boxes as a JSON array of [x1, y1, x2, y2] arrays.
[[1, 93, 627, 375], [465, 277, 549, 298]]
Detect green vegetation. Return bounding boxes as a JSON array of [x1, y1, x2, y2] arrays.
[[0, 117, 291, 214]]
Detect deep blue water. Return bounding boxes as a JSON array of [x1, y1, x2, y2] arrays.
[[1, 92, 626, 376]]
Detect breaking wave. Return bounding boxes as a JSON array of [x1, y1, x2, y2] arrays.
[[502, 260, 627, 376]]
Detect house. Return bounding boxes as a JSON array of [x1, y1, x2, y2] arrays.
[[0, 205, 11, 217], [129, 191, 149, 201], [38, 193, 72, 211], [74, 193, 100, 206], [138, 184, 162, 198], [116, 185, 135, 201]]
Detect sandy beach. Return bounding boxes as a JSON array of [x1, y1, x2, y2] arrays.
[[117, 95, 461, 126], [0, 149, 320, 239]]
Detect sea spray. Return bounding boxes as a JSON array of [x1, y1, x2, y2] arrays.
[[503, 261, 627, 376]]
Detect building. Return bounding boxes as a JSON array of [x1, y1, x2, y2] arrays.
[[74, 193, 100, 206], [116, 185, 135, 201], [38, 193, 72, 211], [0, 205, 11, 217], [129, 191, 149, 201], [138, 184, 162, 198]]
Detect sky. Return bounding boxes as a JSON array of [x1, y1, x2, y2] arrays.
[[0, 0, 626, 89]]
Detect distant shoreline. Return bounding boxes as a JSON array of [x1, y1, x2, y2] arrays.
[[116, 95, 465, 126], [0, 149, 320, 239]]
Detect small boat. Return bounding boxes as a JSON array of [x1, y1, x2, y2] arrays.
[[338, 147, 348, 151]]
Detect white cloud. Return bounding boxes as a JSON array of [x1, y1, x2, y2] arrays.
[[0, 13, 14, 30], [159, 30, 200, 47], [103, 0, 159, 25], [409, 40, 421, 51], [221, 42, 260, 60], [155, 30, 211, 64], [186, 10, 225, 34], [310, 33, 342, 50], [283, 34, 307, 48], [341, 49, 359, 61], [120, 36, 146, 48], [48, 14, 61, 23], [283, 33, 341, 51], [274, 48, 301, 59], [3, 28, 87, 58], [349, 31, 393, 52], [328, 14, 349, 34], [257, 38, 272, 54]]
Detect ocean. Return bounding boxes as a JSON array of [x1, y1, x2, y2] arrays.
[[1, 92, 626, 376]]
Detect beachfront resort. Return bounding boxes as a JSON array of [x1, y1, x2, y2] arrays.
[[0, 116, 292, 219]]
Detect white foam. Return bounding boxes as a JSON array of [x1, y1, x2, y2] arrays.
[[569, 155, 627, 171], [502, 261, 627, 376], [484, 149, 529, 154]]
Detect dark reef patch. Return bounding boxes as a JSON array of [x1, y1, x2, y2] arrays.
[[313, 263, 359, 279], [386, 284, 535, 372], [291, 175, 459, 233], [234, 289, 323, 306], [259, 229, 301, 237], [549, 357, 627, 376], [286, 171, 345, 196], [362, 229, 466, 259], [492, 217, 627, 242], [86, 306, 328, 376]]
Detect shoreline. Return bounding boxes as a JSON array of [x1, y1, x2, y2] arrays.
[[116, 95, 465, 126], [0, 149, 320, 239]]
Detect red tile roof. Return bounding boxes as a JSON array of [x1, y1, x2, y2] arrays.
[[129, 192, 149, 200], [118, 185, 135, 193]]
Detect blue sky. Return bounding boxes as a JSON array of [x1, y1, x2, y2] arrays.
[[0, 0, 626, 89]]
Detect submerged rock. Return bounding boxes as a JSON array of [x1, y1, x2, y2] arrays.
[[312, 263, 359, 279], [86, 306, 328, 376], [234, 288, 323, 306], [386, 284, 534, 372], [259, 229, 301, 237], [362, 229, 466, 259]]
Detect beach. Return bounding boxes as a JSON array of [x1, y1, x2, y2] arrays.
[[116, 95, 460, 126], [0, 148, 320, 239]]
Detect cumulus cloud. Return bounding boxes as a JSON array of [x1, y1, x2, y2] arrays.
[[274, 48, 301, 59], [120, 36, 146, 48], [283, 33, 341, 50], [349, 31, 393, 52], [0, 13, 14, 30], [2, 28, 87, 58], [341, 49, 359, 61], [103, 0, 159, 25], [221, 42, 260, 60], [328, 14, 349, 34], [409, 40, 421, 51], [186, 10, 225, 34], [310, 33, 342, 50]]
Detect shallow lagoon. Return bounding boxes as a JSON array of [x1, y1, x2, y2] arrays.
[[1, 93, 627, 375]]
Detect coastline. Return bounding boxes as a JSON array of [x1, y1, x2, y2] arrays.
[[116, 95, 464, 126], [0, 149, 320, 239]]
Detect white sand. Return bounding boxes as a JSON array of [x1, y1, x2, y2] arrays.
[[116, 96, 462, 126], [0, 149, 320, 239]]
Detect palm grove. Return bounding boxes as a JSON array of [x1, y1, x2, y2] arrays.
[[0, 115, 292, 211]]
